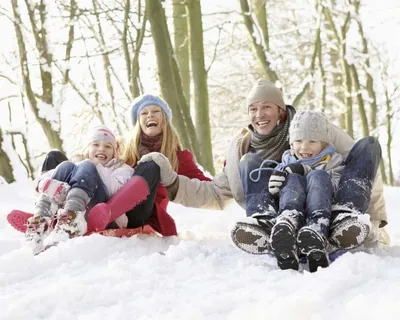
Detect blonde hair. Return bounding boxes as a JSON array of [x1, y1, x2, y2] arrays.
[[122, 112, 183, 171]]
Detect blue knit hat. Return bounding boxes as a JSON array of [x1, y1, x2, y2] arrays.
[[130, 94, 172, 125]]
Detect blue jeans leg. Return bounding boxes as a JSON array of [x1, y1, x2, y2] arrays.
[[239, 153, 277, 217], [51, 160, 106, 206], [333, 136, 382, 213], [279, 173, 306, 224], [305, 170, 333, 237]]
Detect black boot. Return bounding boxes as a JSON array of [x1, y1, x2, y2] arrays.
[[231, 208, 277, 255], [270, 210, 303, 271]]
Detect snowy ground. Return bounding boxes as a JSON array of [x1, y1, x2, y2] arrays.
[[1, 180, 400, 320]]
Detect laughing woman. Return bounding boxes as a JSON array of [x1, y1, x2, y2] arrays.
[[113, 94, 211, 235]]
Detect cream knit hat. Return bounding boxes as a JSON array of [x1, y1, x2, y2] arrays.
[[289, 110, 332, 144]]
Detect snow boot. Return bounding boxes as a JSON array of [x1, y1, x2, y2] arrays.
[[25, 215, 53, 255], [87, 176, 150, 232], [329, 205, 370, 250], [44, 188, 89, 246], [230, 208, 277, 255], [297, 226, 329, 272], [270, 210, 302, 271]]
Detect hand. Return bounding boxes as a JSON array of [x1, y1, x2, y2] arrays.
[[138, 152, 177, 187], [283, 163, 312, 176], [268, 170, 287, 195]]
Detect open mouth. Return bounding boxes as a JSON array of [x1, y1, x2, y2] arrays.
[[299, 153, 313, 158], [95, 154, 107, 160], [256, 120, 270, 128], [146, 121, 158, 128]]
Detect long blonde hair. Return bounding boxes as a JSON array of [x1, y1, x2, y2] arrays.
[[122, 112, 183, 171]]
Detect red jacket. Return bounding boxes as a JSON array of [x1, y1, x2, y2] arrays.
[[146, 149, 211, 236]]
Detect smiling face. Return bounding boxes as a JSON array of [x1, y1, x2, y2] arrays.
[[248, 101, 281, 135], [292, 139, 326, 159], [139, 105, 164, 136], [88, 140, 115, 165]]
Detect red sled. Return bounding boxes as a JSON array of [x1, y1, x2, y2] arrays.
[[7, 176, 157, 238], [7, 209, 156, 237]]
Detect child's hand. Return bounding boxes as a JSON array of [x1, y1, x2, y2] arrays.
[[283, 163, 312, 176], [268, 170, 287, 195]]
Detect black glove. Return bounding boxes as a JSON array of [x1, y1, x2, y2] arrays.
[[283, 163, 312, 176], [268, 169, 287, 195]]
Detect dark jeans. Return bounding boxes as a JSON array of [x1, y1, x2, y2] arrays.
[[333, 136, 382, 215], [239, 153, 277, 217], [240, 154, 334, 236], [125, 161, 161, 228], [41, 150, 68, 173]]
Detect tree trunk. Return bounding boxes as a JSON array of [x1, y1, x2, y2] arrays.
[[173, 0, 191, 102], [322, 5, 353, 136], [0, 128, 15, 184], [350, 64, 369, 136], [186, 0, 214, 174], [239, 0, 279, 83], [384, 88, 394, 185], [145, 0, 200, 158], [11, 0, 64, 152]]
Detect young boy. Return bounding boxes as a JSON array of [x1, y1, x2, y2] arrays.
[[266, 110, 344, 272]]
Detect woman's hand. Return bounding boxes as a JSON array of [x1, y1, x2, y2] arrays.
[[138, 152, 178, 187]]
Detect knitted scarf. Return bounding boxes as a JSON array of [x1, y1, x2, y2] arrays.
[[139, 133, 163, 156], [277, 143, 336, 169], [249, 105, 296, 162]]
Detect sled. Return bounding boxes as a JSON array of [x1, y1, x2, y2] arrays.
[[6, 209, 157, 238]]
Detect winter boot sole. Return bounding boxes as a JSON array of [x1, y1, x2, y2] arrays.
[[270, 221, 299, 271], [297, 227, 329, 272], [231, 222, 271, 255], [329, 216, 370, 249]]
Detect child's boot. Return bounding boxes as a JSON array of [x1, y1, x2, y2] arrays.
[[45, 188, 89, 246], [270, 209, 303, 270], [25, 179, 70, 254]]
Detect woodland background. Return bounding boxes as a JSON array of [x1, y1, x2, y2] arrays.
[[0, 0, 399, 184]]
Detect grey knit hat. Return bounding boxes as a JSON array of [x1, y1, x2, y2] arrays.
[[246, 79, 286, 111], [289, 110, 332, 144]]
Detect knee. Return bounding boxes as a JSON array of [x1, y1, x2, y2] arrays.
[[356, 136, 382, 155], [78, 159, 97, 172], [139, 160, 160, 176], [46, 150, 67, 160], [55, 161, 75, 172], [239, 153, 262, 172], [306, 170, 329, 183]]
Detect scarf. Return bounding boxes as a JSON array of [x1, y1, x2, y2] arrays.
[[277, 143, 336, 169], [249, 105, 296, 162], [139, 133, 163, 156]]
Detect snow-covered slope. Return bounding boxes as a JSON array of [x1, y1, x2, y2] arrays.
[[1, 180, 399, 320]]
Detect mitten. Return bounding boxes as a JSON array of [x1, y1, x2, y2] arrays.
[[138, 152, 177, 186], [283, 163, 312, 176], [268, 170, 287, 195]]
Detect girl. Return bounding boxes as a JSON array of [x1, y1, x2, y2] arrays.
[[16, 125, 139, 254]]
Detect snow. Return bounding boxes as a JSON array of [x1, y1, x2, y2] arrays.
[[1, 181, 400, 319]]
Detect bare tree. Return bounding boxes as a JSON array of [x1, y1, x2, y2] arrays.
[[0, 126, 15, 183], [186, 0, 214, 174], [11, 0, 64, 152]]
